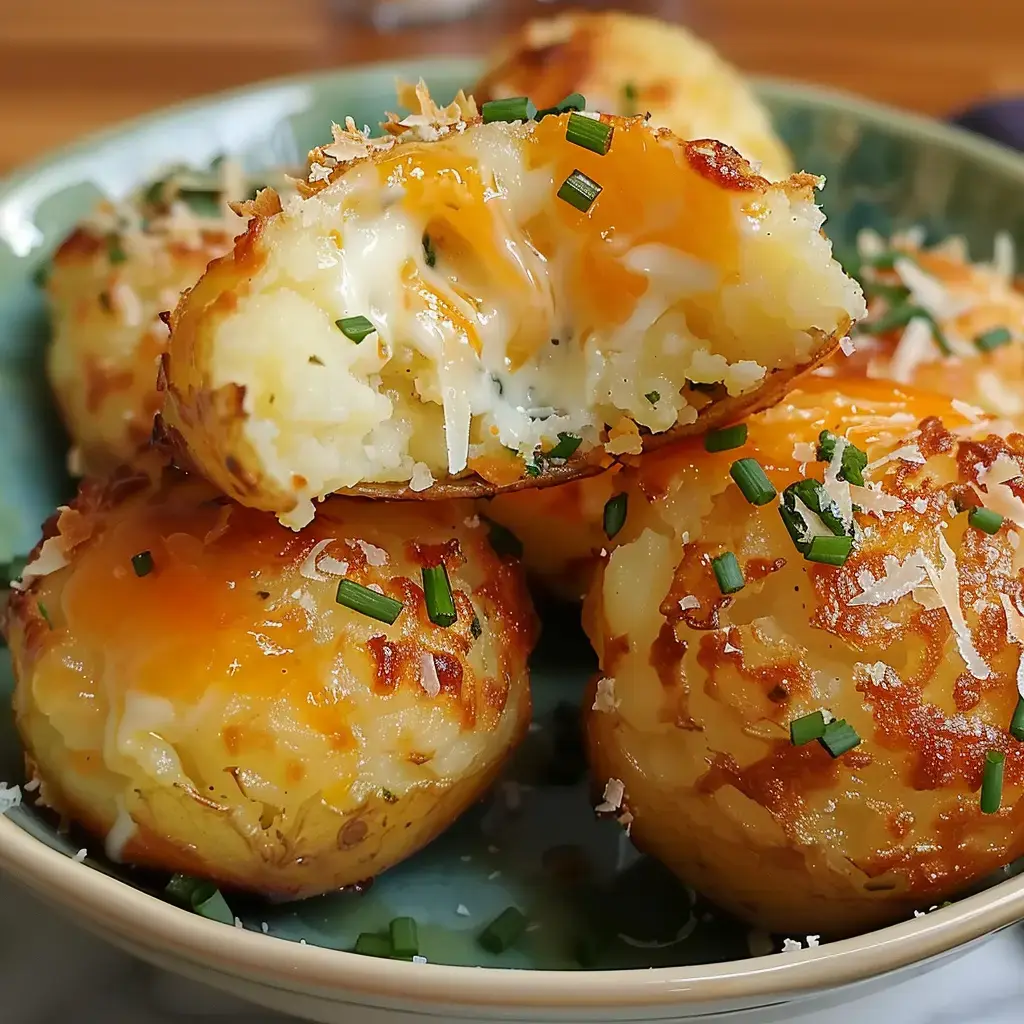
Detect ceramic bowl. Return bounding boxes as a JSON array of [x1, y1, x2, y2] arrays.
[[1, 57, 1024, 1024]]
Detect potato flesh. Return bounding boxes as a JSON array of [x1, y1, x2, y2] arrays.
[[164, 115, 864, 526], [585, 377, 1024, 935], [7, 474, 534, 896]]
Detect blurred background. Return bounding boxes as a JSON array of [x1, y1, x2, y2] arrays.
[[4, 0, 1024, 174]]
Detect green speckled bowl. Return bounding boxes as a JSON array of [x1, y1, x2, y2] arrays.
[[1, 58, 1023, 1023]]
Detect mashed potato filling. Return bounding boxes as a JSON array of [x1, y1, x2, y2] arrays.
[[167, 108, 864, 526]]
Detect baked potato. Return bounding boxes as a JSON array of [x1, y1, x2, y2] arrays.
[[159, 87, 864, 527], [5, 470, 535, 898], [475, 10, 793, 181], [830, 228, 1024, 418], [585, 376, 1024, 936]]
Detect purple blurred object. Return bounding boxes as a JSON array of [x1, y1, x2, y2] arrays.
[[952, 97, 1024, 152]]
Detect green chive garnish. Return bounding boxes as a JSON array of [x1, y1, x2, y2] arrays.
[[470, 615, 482, 639], [354, 933, 393, 958], [1, 556, 27, 588], [818, 719, 861, 757], [778, 504, 811, 554], [422, 232, 436, 268], [981, 749, 1005, 814], [482, 97, 537, 123], [557, 92, 586, 113], [968, 507, 1004, 535], [179, 188, 223, 219], [565, 112, 613, 155], [107, 235, 127, 264], [381, 788, 398, 804], [730, 458, 777, 506], [479, 906, 528, 954], [557, 170, 602, 213], [422, 564, 457, 627], [622, 81, 638, 115], [1011, 697, 1024, 741], [336, 579, 403, 624], [861, 305, 951, 354], [790, 710, 827, 746], [711, 552, 744, 595], [545, 432, 582, 461], [165, 873, 202, 906], [336, 315, 376, 343], [805, 535, 854, 566], [485, 519, 523, 559], [190, 882, 234, 926], [131, 551, 154, 577], [862, 281, 911, 304], [31, 263, 49, 289], [390, 917, 419, 958], [603, 493, 628, 539], [37, 601, 52, 628], [645, 391, 660, 405], [816, 431, 868, 487], [783, 480, 847, 537], [704, 424, 747, 453], [975, 326, 1012, 352]]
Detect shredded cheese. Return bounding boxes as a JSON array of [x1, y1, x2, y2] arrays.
[[596, 777, 625, 813], [419, 653, 441, 698], [977, 455, 1024, 527], [999, 592, 1024, 699], [848, 551, 929, 607], [592, 677, 620, 713]]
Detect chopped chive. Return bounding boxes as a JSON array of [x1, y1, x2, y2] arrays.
[[969, 507, 1004, 535], [189, 882, 234, 925], [704, 424, 748, 453], [730, 458, 777, 506], [422, 232, 437, 268], [524, 462, 541, 477], [107, 235, 127, 264], [818, 719, 861, 757], [422, 564, 457, 627], [557, 92, 586, 113], [711, 552, 744, 595], [354, 932, 393, 958], [335, 315, 376, 343], [805, 535, 854, 566], [470, 615, 482, 639], [178, 188, 223, 219], [381, 788, 398, 804], [816, 431, 868, 487], [860, 303, 929, 335], [479, 906, 528, 954], [37, 601, 52, 628], [390, 917, 419, 958], [565, 112, 614, 155], [622, 81, 638, 115], [975, 326, 1012, 352], [981, 749, 1005, 814], [930, 321, 953, 356], [645, 391, 660, 405], [143, 177, 168, 207], [603, 493, 628, 539], [783, 480, 847, 537], [778, 504, 813, 554], [546, 432, 582, 461], [336, 579, 403, 624], [1012, 697, 1024, 741], [557, 170, 602, 213], [862, 250, 901, 271], [790, 710, 827, 746], [482, 96, 537, 123], [1, 556, 27, 588], [131, 550, 154, 577], [31, 263, 49, 288], [165, 873, 202, 905], [862, 281, 911, 304], [485, 519, 523, 559]]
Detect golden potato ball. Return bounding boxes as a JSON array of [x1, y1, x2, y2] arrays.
[[475, 10, 793, 180], [6, 471, 535, 898], [584, 376, 1024, 936]]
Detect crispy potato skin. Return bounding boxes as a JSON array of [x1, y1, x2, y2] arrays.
[[46, 225, 233, 475], [585, 377, 1024, 935], [475, 10, 793, 180], [6, 471, 535, 898]]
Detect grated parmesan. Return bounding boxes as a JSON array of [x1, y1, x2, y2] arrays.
[[596, 777, 625, 814], [354, 540, 389, 566], [848, 551, 928, 607], [419, 653, 441, 697], [976, 455, 1024, 527], [298, 539, 333, 582], [999, 592, 1024, 699], [850, 483, 904, 517], [592, 677, 620, 713], [678, 595, 700, 611], [0, 784, 22, 814], [409, 462, 435, 492], [822, 435, 854, 530]]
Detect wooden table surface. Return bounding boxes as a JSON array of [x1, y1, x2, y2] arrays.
[[2, 0, 1023, 174]]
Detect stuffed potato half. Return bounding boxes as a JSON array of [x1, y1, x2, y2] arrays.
[[6, 471, 535, 898], [585, 378, 1024, 935], [161, 90, 863, 527]]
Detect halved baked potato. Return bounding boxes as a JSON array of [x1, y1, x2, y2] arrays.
[[585, 377, 1024, 935], [160, 89, 864, 528], [6, 470, 534, 898], [475, 10, 793, 181]]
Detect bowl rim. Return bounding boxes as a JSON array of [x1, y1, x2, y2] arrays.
[[3, 58, 1024, 1012]]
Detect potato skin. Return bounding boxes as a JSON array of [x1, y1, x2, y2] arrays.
[[475, 10, 793, 181], [585, 377, 1024, 936], [45, 217, 234, 476], [6, 472, 535, 898]]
